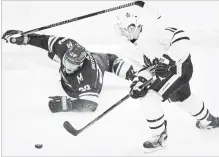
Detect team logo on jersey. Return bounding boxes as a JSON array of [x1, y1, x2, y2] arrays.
[[66, 41, 73, 49], [77, 73, 83, 84]]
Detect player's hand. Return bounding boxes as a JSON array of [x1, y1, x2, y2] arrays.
[[48, 96, 69, 113], [130, 76, 148, 99], [154, 54, 176, 78], [2, 30, 29, 45]]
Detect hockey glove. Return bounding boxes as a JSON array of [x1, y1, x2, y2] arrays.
[[130, 76, 149, 99], [130, 67, 153, 99], [48, 96, 71, 113], [130, 68, 153, 99], [2, 30, 29, 45], [154, 54, 176, 78], [125, 65, 137, 81]]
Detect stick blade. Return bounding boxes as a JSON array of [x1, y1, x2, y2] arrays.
[[135, 1, 145, 8], [63, 121, 80, 136]]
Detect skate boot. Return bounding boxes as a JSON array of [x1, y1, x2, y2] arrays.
[[143, 120, 168, 153], [196, 113, 219, 129]]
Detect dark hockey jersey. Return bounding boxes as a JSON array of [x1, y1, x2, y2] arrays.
[[28, 35, 103, 100], [60, 52, 103, 98]]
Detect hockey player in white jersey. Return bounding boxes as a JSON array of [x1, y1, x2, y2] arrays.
[[114, 5, 219, 152]]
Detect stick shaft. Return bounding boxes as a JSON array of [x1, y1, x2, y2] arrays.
[[21, 1, 143, 35], [78, 94, 131, 133], [64, 77, 152, 136]]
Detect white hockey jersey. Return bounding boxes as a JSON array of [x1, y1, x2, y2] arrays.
[[118, 4, 191, 70]]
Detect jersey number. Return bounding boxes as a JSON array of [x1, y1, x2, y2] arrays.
[[79, 85, 91, 92]]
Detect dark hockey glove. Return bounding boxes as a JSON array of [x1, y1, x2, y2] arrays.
[[2, 30, 29, 45], [155, 54, 176, 78], [130, 76, 149, 99], [125, 65, 137, 81], [48, 96, 71, 113]]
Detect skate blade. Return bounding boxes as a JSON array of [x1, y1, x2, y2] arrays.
[[143, 142, 168, 153]]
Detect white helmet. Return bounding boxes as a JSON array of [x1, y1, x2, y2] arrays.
[[115, 12, 141, 40]]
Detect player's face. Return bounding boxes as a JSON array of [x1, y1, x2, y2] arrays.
[[127, 24, 136, 34], [121, 24, 141, 41], [127, 24, 141, 40], [63, 59, 82, 74], [120, 24, 136, 40]]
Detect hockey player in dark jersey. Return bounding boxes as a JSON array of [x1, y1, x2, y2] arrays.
[[2, 30, 136, 113], [114, 8, 219, 152]]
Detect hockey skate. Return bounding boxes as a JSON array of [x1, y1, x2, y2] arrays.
[[196, 113, 219, 129], [143, 120, 168, 153]]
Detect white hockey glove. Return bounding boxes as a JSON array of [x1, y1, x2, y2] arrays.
[[2, 30, 29, 45]]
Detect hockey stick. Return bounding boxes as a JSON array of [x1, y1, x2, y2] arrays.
[[21, 1, 145, 35], [63, 78, 152, 136]]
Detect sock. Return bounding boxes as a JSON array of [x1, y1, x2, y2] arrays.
[[177, 94, 210, 123], [140, 90, 165, 136]]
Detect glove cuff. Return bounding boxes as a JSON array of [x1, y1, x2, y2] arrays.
[[10, 35, 30, 45], [23, 35, 30, 44], [62, 96, 68, 111]]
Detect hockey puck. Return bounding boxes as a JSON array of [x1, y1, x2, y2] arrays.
[[35, 144, 43, 149]]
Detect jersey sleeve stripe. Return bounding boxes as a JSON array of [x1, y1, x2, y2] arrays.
[[173, 30, 184, 35], [79, 92, 99, 97], [167, 27, 177, 31], [171, 30, 190, 45], [171, 37, 190, 45], [79, 95, 99, 103], [48, 36, 56, 52], [48, 36, 59, 52], [165, 28, 175, 33], [116, 61, 125, 76]]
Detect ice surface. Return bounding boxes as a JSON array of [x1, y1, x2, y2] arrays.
[[2, 1, 219, 156]]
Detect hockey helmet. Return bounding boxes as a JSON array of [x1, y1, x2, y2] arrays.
[[115, 12, 141, 40], [62, 41, 86, 74]]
